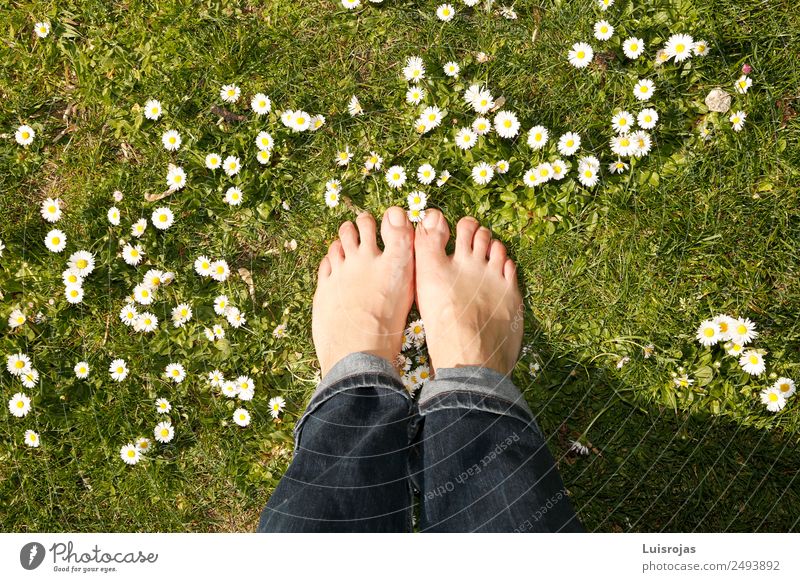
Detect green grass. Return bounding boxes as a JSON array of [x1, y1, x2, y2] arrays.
[[1, 0, 799, 532]]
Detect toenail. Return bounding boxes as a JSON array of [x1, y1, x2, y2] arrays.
[[387, 207, 406, 226], [422, 211, 440, 227]]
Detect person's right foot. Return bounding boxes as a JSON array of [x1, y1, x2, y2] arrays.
[[414, 210, 523, 375]]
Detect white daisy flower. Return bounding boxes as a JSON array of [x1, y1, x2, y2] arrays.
[[471, 162, 494, 185], [664, 33, 694, 63], [226, 306, 246, 328], [774, 377, 796, 399], [495, 160, 510, 174], [136, 437, 152, 453], [44, 229, 67, 253], [210, 260, 230, 282], [208, 370, 225, 387], [611, 111, 634, 134], [443, 61, 460, 77], [133, 311, 158, 333], [551, 159, 568, 180], [557, 132, 581, 156], [223, 156, 241, 176], [122, 243, 144, 266], [527, 125, 549, 149], [342, 0, 361, 8], [347, 95, 363, 117], [594, 20, 614, 41], [436, 170, 450, 186], [166, 165, 186, 190], [128, 219, 146, 240], [7, 353, 32, 376], [269, 396, 286, 419], [608, 159, 628, 174], [15, 125, 35, 146], [133, 283, 154, 305], [568, 42, 594, 68], [407, 191, 428, 211], [311, 115, 326, 131], [730, 110, 746, 132], [171, 303, 192, 327], [631, 130, 652, 157], [335, 147, 352, 166], [420, 106, 444, 131], [598, 0, 614, 9], [523, 168, 537, 187], [24, 429, 40, 448], [64, 285, 84, 304], [233, 408, 251, 427], [467, 88, 495, 114], [203, 327, 216, 341], [610, 134, 637, 157], [394, 354, 412, 372], [760, 387, 786, 413], [455, 127, 477, 150], [251, 93, 271, 115], [290, 110, 312, 131], [417, 164, 436, 185], [255, 132, 274, 152], [194, 256, 213, 277], [494, 111, 520, 138], [154, 398, 172, 415], [739, 350, 766, 376], [205, 153, 221, 170], [272, 323, 287, 338], [696, 319, 721, 346], [633, 79, 655, 101], [40, 197, 62, 222], [256, 150, 271, 165], [674, 374, 694, 388], [221, 380, 239, 398], [109, 359, 128, 382], [220, 84, 241, 103], [437, 4, 455, 21], [407, 208, 426, 223], [735, 75, 752, 94], [20, 368, 39, 389], [533, 162, 553, 185], [406, 319, 425, 343], [8, 392, 32, 417], [406, 85, 425, 105], [364, 152, 383, 171], [154, 421, 175, 443], [237, 376, 255, 401], [224, 187, 244, 206], [165, 362, 186, 383], [386, 165, 407, 189], [693, 40, 709, 56], [150, 207, 174, 231], [403, 56, 425, 82], [472, 117, 491, 135], [577, 160, 600, 188], [212, 324, 225, 339], [74, 361, 90, 379], [712, 314, 735, 340], [622, 37, 645, 59], [106, 206, 121, 226], [730, 317, 757, 344], [637, 108, 658, 129], [144, 99, 162, 120], [120, 444, 141, 465], [62, 270, 83, 287], [119, 303, 138, 326], [161, 129, 181, 151], [325, 190, 339, 208], [213, 295, 230, 316], [34, 21, 51, 37]]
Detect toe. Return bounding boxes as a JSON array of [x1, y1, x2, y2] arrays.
[[380, 206, 413, 257], [472, 226, 492, 259], [318, 256, 332, 279], [488, 239, 507, 272], [338, 221, 359, 255], [503, 258, 517, 283], [327, 239, 345, 267], [355, 212, 378, 254], [455, 216, 480, 257], [414, 208, 450, 261]]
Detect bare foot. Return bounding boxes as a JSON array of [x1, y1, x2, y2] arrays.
[[312, 207, 415, 376], [414, 210, 523, 375]]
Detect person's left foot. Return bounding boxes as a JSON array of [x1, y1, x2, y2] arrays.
[[312, 207, 415, 377]]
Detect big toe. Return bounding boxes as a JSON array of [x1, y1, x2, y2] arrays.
[[414, 208, 450, 264], [380, 206, 414, 258]]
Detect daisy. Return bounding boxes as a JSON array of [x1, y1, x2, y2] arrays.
[[120, 304, 140, 327], [154, 421, 175, 443], [622, 37, 645, 59], [20, 367, 39, 388], [739, 350, 766, 376], [407, 191, 428, 210], [472, 117, 491, 136], [201, 153, 221, 171], [568, 42, 594, 69], [208, 370, 225, 387], [407, 319, 425, 343], [631, 130, 652, 157], [203, 327, 216, 341], [34, 21, 51, 37], [8, 392, 31, 417], [348, 95, 363, 116], [533, 162, 553, 185], [420, 106, 444, 131], [455, 127, 477, 150], [634, 79, 655, 101], [311, 115, 326, 131], [120, 444, 141, 465], [210, 260, 230, 282], [134, 312, 158, 333], [608, 159, 628, 174], [290, 110, 312, 131], [436, 170, 451, 186], [696, 318, 721, 346], [269, 396, 286, 419], [495, 160, 510, 174], [256, 149, 271, 165], [171, 303, 192, 327], [730, 317, 757, 344], [610, 134, 636, 157], [325, 190, 340, 208], [213, 324, 225, 339], [24, 429, 40, 448], [222, 381, 239, 398], [364, 152, 383, 171], [106, 207, 121, 226], [220, 84, 240, 103], [468, 88, 495, 114], [161, 129, 181, 151], [251, 93, 271, 115], [272, 323, 287, 338], [226, 306, 246, 327], [335, 147, 352, 166], [342, 0, 361, 8], [233, 408, 251, 427], [40, 197, 62, 222], [637, 108, 658, 129], [63, 270, 83, 286], [523, 168, 537, 188], [551, 159, 568, 180], [407, 208, 426, 223], [557, 132, 581, 156], [611, 111, 634, 134], [131, 218, 147, 238], [212, 295, 229, 316], [760, 387, 786, 412], [153, 398, 172, 415], [132, 283, 154, 305], [730, 110, 746, 131], [443, 61, 460, 77], [74, 361, 90, 379], [237, 377, 255, 401], [108, 358, 128, 382], [44, 229, 67, 253], [223, 156, 241, 176], [165, 363, 186, 383], [122, 244, 144, 266], [735, 75, 752, 94], [394, 354, 412, 372], [527, 125, 549, 149], [472, 162, 494, 185], [437, 4, 455, 21], [224, 187, 244, 206], [417, 164, 436, 184], [7, 353, 32, 376], [194, 256, 213, 277], [403, 56, 425, 82], [144, 99, 162, 120], [386, 166, 407, 189], [693, 40, 709, 56], [494, 111, 520, 138], [674, 374, 694, 388], [598, 0, 614, 9], [166, 165, 186, 190], [64, 285, 84, 304], [594, 20, 614, 41], [664, 33, 694, 63], [712, 314, 735, 340], [725, 341, 744, 357], [774, 377, 796, 399], [136, 437, 152, 453], [406, 85, 425, 105], [577, 161, 600, 188], [15, 125, 35, 146]]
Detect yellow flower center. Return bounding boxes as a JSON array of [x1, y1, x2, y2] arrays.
[[704, 328, 714, 337], [202, 262, 209, 269], [161, 429, 169, 437], [70, 289, 78, 297], [48, 205, 56, 212], [779, 383, 790, 392], [169, 137, 176, 144], [566, 139, 574, 147], [128, 450, 136, 457], [392, 173, 399, 180], [749, 355, 759, 365], [15, 361, 24, 369], [22, 131, 30, 139], [631, 43, 638, 51], [259, 101, 266, 107], [413, 197, 421, 204], [737, 324, 747, 334], [76, 259, 88, 269], [297, 117, 305, 124], [504, 120, 512, 128], [17, 400, 24, 408], [768, 393, 778, 402], [52, 237, 60, 245], [676, 43, 685, 53], [577, 51, 585, 59], [152, 107, 158, 114], [621, 138, 630, 147]]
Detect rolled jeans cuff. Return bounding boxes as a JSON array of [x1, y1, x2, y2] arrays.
[[294, 352, 409, 450], [418, 366, 534, 425]]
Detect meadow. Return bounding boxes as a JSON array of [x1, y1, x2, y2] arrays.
[[1, 0, 799, 532]]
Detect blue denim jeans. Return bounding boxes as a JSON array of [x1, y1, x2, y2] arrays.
[[257, 352, 582, 532]]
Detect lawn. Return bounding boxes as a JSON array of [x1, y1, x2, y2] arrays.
[[1, 0, 799, 532]]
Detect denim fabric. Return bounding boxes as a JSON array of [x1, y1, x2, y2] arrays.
[[257, 352, 582, 533]]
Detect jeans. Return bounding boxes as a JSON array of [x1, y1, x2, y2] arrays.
[[257, 352, 582, 532]]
